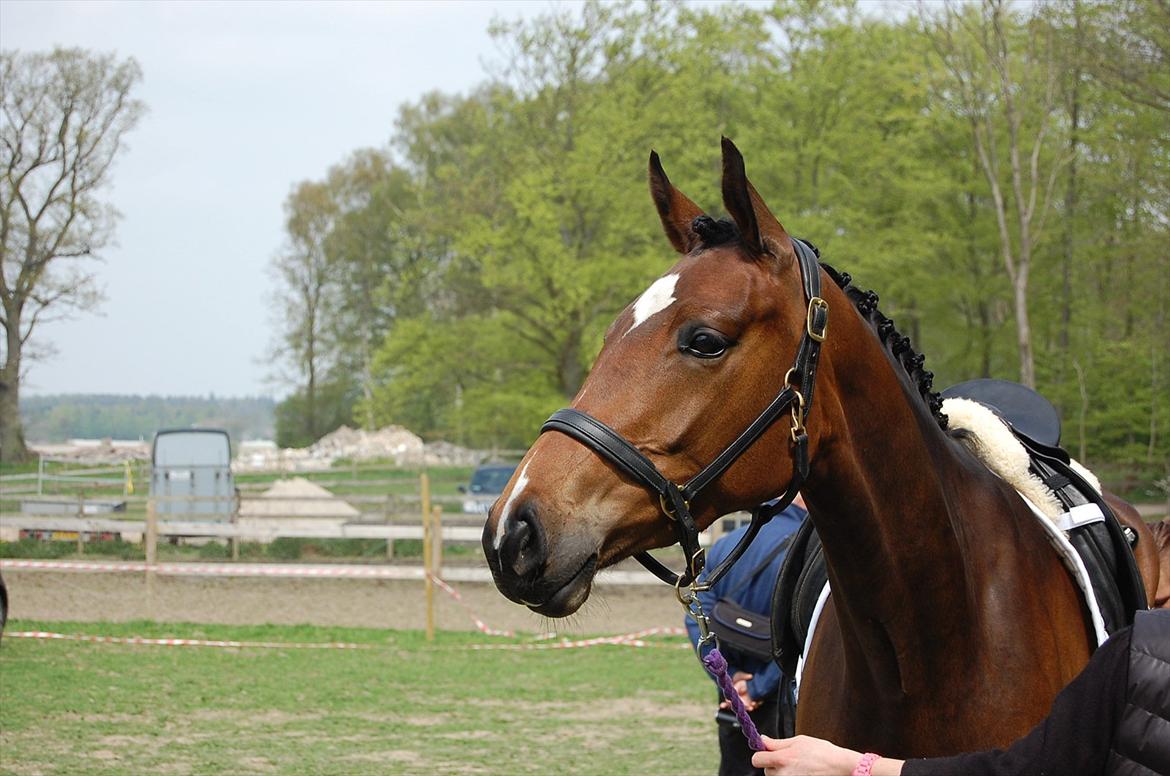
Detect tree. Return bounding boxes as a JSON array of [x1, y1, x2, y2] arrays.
[[1078, 0, 1169, 113], [322, 152, 427, 430], [0, 48, 144, 462], [268, 180, 344, 446], [925, 0, 1068, 388], [269, 149, 435, 444]]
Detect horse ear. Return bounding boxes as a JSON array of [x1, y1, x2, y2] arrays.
[[649, 150, 705, 254], [720, 137, 794, 262]]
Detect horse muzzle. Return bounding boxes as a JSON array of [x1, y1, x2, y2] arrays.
[[481, 500, 598, 617]]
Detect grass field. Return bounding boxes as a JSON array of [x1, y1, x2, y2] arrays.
[[0, 620, 717, 775]]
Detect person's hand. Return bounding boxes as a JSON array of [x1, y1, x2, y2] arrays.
[[732, 676, 759, 712], [750, 735, 862, 776]]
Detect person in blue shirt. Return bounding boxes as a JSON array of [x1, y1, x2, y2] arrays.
[[685, 498, 807, 776]]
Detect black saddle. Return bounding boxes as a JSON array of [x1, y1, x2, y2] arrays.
[[941, 379, 1147, 635]]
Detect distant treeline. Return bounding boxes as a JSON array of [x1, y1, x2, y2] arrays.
[[20, 394, 276, 443]]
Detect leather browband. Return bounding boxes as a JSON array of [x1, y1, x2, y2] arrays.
[[539, 236, 827, 589]]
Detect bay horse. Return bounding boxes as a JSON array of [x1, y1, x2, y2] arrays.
[[481, 138, 1162, 756]]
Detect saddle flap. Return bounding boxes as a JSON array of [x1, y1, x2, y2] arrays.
[[770, 518, 826, 678]]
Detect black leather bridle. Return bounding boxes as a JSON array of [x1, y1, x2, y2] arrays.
[[539, 237, 829, 590]]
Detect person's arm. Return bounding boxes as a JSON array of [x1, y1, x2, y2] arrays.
[[751, 736, 903, 775], [746, 657, 781, 702]]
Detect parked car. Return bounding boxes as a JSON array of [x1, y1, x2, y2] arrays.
[[459, 464, 518, 514]]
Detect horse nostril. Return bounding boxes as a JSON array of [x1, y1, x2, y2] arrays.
[[500, 502, 546, 579]]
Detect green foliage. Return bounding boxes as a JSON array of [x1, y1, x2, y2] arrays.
[[268, 0, 1168, 472], [0, 538, 74, 559], [20, 394, 276, 442], [362, 312, 562, 448], [273, 379, 356, 448]]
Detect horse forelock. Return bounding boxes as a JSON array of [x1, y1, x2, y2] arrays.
[[691, 215, 740, 249]]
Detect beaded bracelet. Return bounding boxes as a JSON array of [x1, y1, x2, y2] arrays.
[[852, 752, 881, 776]]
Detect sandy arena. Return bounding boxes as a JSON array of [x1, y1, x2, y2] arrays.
[[1, 566, 686, 636]]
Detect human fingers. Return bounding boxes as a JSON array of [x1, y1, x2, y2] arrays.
[[751, 735, 863, 776]]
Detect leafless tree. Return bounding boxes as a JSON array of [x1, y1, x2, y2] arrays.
[[1, 48, 144, 462]]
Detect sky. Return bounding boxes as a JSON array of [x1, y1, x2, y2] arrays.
[[0, 0, 560, 399]]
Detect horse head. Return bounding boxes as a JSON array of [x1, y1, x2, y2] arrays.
[[482, 139, 831, 616]]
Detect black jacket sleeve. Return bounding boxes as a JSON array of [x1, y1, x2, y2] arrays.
[[901, 628, 1131, 776]]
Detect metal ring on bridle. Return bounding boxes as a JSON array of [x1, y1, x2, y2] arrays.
[[659, 492, 690, 519], [789, 391, 806, 442]]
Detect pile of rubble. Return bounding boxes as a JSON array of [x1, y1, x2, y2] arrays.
[[29, 439, 149, 463], [231, 425, 486, 472], [28, 425, 489, 473], [311, 425, 424, 462]]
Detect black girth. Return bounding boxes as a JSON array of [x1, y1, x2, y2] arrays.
[[539, 237, 828, 589]]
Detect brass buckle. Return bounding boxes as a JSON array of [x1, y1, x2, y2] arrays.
[[806, 297, 829, 342]]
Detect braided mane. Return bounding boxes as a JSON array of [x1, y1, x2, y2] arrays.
[[821, 262, 949, 430]]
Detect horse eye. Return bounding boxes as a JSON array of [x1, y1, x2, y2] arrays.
[[681, 329, 728, 359]]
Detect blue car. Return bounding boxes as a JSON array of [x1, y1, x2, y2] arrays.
[[459, 464, 518, 514]]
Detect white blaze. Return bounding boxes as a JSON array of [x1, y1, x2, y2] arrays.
[[625, 273, 679, 336], [493, 461, 531, 550]]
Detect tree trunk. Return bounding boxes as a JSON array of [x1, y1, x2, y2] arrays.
[[557, 330, 585, 399], [1058, 1, 1083, 381], [0, 313, 30, 463], [1012, 261, 1035, 388]]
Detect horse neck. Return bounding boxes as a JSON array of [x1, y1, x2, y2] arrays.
[[801, 305, 1017, 691]]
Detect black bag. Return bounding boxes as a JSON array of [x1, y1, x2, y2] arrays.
[[710, 598, 774, 661], [707, 532, 795, 662]]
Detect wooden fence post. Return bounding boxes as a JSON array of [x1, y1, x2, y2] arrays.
[[423, 474, 435, 642], [431, 505, 443, 576], [230, 489, 240, 561], [145, 496, 158, 566], [75, 491, 85, 555], [145, 496, 158, 614], [419, 471, 431, 529], [384, 493, 395, 560]]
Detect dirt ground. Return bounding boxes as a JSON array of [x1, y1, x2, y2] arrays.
[[1, 568, 687, 636]]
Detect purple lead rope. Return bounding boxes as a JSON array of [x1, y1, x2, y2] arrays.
[[702, 645, 765, 751]]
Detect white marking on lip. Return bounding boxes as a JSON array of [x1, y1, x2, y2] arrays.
[[493, 461, 531, 550], [624, 273, 679, 336]]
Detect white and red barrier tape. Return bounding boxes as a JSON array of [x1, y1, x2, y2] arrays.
[[6, 631, 367, 650], [467, 626, 689, 651], [5, 626, 688, 652], [426, 571, 516, 637]]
